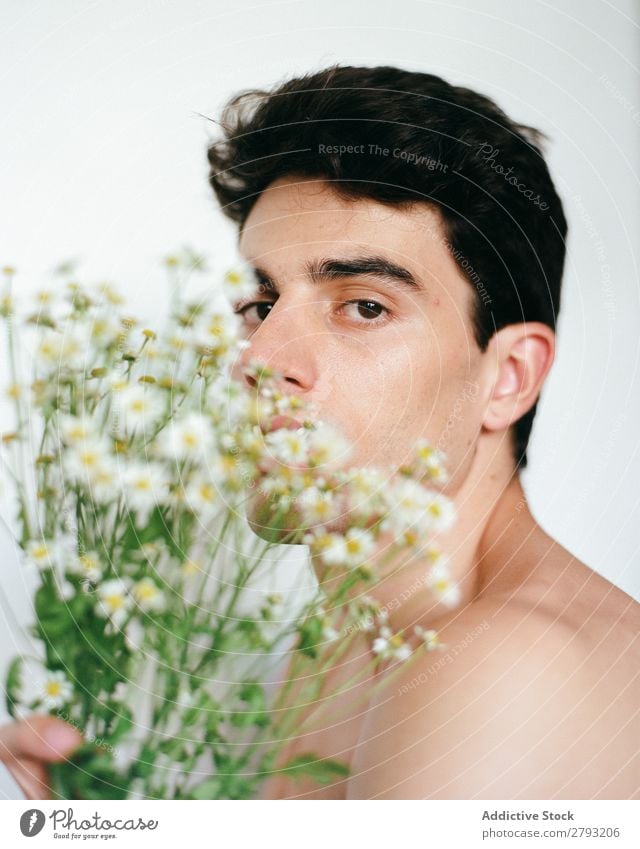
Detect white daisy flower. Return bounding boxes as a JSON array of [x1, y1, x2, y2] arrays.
[[381, 478, 454, 538], [85, 456, 119, 504], [236, 426, 265, 463], [64, 436, 113, 485], [304, 527, 374, 570], [184, 473, 220, 517], [372, 626, 412, 662], [122, 461, 169, 522], [34, 288, 57, 308], [304, 531, 347, 567], [157, 413, 214, 462], [342, 527, 377, 568], [39, 669, 73, 710], [57, 413, 99, 445], [264, 427, 310, 466], [191, 310, 241, 355], [345, 467, 388, 503], [296, 485, 340, 526], [371, 637, 389, 654], [427, 561, 461, 607], [414, 625, 442, 650], [96, 578, 132, 627], [424, 493, 455, 532], [407, 439, 449, 484], [306, 421, 352, 469], [132, 578, 166, 614], [25, 533, 75, 574], [383, 477, 433, 526], [115, 384, 165, 433], [209, 450, 245, 492], [181, 557, 202, 578], [24, 538, 58, 570], [394, 642, 413, 662], [35, 326, 89, 371], [67, 550, 103, 583], [107, 369, 129, 393], [372, 625, 392, 656], [87, 315, 123, 348], [221, 263, 259, 304]]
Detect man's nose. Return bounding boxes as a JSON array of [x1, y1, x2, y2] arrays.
[[231, 303, 317, 395]]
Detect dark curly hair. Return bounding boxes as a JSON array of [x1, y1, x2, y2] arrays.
[[206, 64, 568, 469]]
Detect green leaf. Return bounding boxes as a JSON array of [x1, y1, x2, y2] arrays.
[[187, 769, 254, 800], [108, 704, 134, 743], [49, 743, 129, 800], [277, 753, 350, 785], [187, 775, 225, 799], [157, 735, 187, 760], [118, 506, 182, 559], [129, 745, 156, 780], [296, 616, 324, 658], [229, 681, 268, 728], [182, 690, 221, 731], [5, 655, 23, 719]]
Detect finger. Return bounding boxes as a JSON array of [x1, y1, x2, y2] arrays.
[[4, 758, 51, 800], [0, 715, 83, 764]]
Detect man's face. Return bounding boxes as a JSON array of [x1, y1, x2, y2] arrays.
[[230, 176, 488, 496]]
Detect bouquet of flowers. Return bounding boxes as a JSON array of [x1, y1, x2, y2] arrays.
[[0, 251, 456, 799]]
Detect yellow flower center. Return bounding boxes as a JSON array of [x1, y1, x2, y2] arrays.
[[346, 539, 362, 555], [80, 450, 100, 468], [198, 484, 216, 502], [181, 559, 200, 576], [79, 555, 98, 572]]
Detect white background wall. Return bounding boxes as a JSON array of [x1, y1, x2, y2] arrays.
[[0, 0, 638, 797]]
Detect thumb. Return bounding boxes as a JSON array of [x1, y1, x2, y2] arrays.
[[0, 715, 84, 764]]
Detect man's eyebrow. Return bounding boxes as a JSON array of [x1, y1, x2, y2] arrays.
[[306, 255, 423, 291], [250, 255, 425, 293]]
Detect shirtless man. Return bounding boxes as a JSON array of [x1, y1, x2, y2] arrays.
[[1, 64, 638, 800]]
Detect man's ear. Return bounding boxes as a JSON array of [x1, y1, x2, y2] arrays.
[[482, 322, 555, 433]]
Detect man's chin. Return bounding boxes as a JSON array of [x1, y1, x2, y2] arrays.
[[243, 489, 306, 544], [243, 488, 348, 544]]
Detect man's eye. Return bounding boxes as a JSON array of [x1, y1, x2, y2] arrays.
[[342, 299, 390, 323], [234, 298, 391, 326], [234, 301, 274, 322]]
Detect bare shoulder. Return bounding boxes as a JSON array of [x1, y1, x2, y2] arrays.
[[348, 595, 640, 799]]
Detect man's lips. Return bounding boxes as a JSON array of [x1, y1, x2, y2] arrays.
[[260, 414, 305, 435]]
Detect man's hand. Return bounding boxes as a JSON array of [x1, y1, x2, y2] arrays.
[[0, 715, 83, 799]]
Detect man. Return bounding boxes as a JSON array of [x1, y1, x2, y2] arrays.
[[1, 64, 638, 799]]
